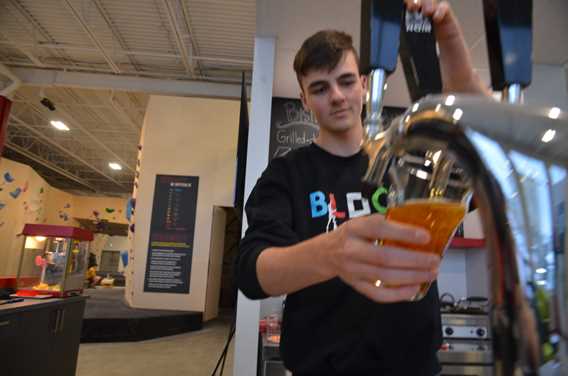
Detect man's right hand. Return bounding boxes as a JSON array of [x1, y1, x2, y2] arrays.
[[327, 213, 440, 303], [405, 0, 491, 95]]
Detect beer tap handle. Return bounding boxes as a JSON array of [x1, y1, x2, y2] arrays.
[[360, 1, 404, 137], [482, 0, 533, 103], [360, 0, 404, 75], [399, 8, 442, 102]]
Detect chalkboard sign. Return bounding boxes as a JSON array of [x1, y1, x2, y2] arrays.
[[143, 175, 198, 293], [269, 97, 404, 160], [269, 97, 319, 159]]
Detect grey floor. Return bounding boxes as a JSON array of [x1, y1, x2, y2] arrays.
[[77, 316, 235, 376]]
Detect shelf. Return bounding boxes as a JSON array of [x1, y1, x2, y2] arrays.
[[450, 237, 485, 249]]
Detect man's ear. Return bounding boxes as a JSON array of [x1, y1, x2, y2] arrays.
[[360, 74, 368, 93], [300, 91, 309, 111]]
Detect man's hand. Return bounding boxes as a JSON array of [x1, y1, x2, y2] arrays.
[[405, 0, 491, 95], [327, 214, 440, 303]]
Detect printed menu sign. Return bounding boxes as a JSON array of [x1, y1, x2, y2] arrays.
[[143, 175, 198, 293]]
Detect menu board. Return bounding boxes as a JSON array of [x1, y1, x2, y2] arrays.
[[143, 175, 198, 293], [269, 97, 319, 159]]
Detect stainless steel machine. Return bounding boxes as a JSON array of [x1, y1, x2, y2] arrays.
[[439, 308, 493, 375], [361, 0, 568, 374]]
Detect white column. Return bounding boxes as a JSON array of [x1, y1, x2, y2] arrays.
[[233, 36, 276, 376]]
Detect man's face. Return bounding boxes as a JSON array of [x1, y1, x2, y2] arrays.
[[299, 51, 367, 136]]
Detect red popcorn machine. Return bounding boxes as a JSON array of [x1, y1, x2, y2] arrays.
[[15, 224, 93, 298]]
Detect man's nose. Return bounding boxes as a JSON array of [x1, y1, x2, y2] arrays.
[[329, 84, 346, 103]]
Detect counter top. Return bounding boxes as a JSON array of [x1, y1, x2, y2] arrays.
[[0, 295, 87, 315]]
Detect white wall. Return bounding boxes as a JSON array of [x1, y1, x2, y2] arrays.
[[129, 95, 239, 312], [438, 249, 468, 299], [525, 64, 568, 110]]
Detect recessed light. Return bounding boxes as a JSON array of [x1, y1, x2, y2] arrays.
[[109, 162, 122, 170], [50, 120, 69, 131], [536, 268, 547, 274]]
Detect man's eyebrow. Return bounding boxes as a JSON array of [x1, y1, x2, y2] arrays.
[[307, 80, 328, 90], [338, 73, 357, 80], [306, 72, 357, 90]]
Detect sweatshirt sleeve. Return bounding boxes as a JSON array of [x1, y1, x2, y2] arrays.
[[236, 158, 299, 300]]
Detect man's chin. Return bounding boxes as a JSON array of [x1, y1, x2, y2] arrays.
[[326, 123, 354, 134]]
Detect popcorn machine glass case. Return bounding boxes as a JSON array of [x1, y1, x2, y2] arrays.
[[16, 224, 93, 297]]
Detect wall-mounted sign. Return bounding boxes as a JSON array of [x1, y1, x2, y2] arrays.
[[143, 175, 198, 293]]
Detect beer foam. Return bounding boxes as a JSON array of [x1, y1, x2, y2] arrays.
[[397, 197, 466, 208]]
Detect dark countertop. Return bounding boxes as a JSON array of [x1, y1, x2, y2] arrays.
[[0, 295, 87, 315]]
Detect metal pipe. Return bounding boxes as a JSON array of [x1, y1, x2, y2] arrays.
[[364, 68, 388, 139], [502, 83, 524, 104]]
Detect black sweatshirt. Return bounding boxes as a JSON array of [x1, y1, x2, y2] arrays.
[[237, 143, 442, 375]]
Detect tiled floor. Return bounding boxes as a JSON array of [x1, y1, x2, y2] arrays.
[[77, 315, 235, 376]]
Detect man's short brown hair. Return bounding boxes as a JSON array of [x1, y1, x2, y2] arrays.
[[293, 30, 360, 90]]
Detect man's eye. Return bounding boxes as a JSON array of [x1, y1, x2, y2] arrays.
[[340, 80, 355, 86], [311, 87, 326, 95]]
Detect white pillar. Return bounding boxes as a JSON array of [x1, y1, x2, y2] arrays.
[[233, 36, 276, 376]]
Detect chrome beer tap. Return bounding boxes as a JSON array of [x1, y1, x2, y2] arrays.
[[372, 95, 567, 375], [359, 1, 404, 185], [361, 0, 568, 374]]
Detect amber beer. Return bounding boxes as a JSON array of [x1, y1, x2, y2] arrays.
[[382, 199, 466, 300]]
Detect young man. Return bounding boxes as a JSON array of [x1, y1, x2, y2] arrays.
[[237, 1, 488, 375]]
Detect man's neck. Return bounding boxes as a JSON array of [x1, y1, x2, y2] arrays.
[[314, 124, 363, 157]]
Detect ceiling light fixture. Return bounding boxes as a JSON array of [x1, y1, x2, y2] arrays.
[[50, 120, 69, 131], [109, 162, 122, 170]]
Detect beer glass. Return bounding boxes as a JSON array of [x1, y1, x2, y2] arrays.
[[380, 145, 473, 300]]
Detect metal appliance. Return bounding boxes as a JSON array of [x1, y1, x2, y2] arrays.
[[438, 299, 493, 376], [367, 95, 568, 375], [362, 0, 568, 374]]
